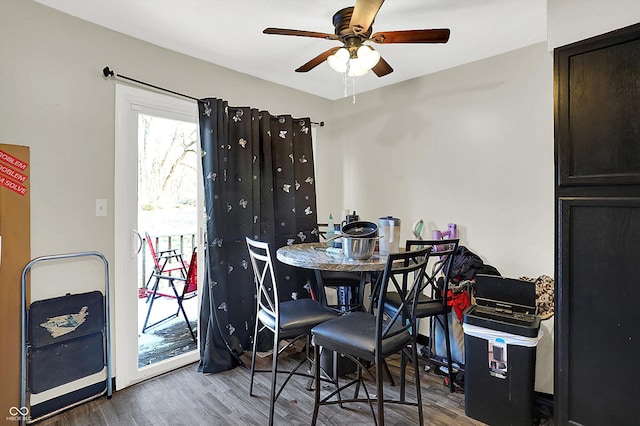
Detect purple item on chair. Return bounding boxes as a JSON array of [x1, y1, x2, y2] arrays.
[[432, 223, 457, 241], [432, 223, 458, 253]]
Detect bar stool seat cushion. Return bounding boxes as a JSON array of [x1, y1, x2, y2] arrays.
[[311, 312, 411, 363], [257, 298, 338, 339]]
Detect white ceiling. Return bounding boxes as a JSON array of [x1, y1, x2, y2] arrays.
[[34, 0, 547, 100]]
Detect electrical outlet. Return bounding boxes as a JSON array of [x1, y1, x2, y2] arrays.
[[96, 199, 107, 217]]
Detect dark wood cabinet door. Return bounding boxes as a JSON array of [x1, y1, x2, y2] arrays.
[[556, 197, 640, 425], [555, 22, 640, 426], [556, 25, 640, 188]]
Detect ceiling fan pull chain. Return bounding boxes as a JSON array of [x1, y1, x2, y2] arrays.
[[352, 76, 357, 104], [343, 72, 348, 98]]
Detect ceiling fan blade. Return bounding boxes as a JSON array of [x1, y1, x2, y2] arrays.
[[372, 56, 393, 77], [295, 47, 341, 72], [371, 29, 451, 44], [350, 0, 385, 34], [263, 28, 338, 40]]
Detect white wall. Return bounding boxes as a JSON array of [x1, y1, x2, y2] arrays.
[[323, 43, 555, 279], [548, 0, 640, 49], [317, 44, 556, 394]]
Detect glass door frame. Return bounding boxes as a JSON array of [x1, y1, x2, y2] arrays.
[[114, 84, 203, 390]]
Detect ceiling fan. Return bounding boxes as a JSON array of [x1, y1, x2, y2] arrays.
[[263, 0, 450, 77]]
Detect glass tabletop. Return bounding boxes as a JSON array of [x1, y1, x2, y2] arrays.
[[276, 242, 389, 272]]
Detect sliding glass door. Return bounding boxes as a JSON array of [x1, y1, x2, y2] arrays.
[[114, 84, 204, 389]]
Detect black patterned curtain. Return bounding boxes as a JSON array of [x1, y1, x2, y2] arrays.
[[197, 98, 319, 373]]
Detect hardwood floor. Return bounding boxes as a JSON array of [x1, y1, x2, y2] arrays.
[[37, 346, 486, 426]]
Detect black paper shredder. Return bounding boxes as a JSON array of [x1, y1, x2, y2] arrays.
[[463, 274, 541, 426]]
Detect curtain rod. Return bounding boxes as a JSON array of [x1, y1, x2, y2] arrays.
[[102, 66, 324, 127]]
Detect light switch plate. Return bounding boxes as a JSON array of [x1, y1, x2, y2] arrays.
[[96, 199, 107, 216]]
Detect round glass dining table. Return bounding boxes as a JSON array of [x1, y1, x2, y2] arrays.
[[276, 242, 390, 310], [275, 242, 389, 272]]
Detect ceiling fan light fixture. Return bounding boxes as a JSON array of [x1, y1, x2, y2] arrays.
[[327, 47, 349, 72], [346, 58, 370, 77], [345, 46, 380, 77], [357, 45, 380, 70], [328, 45, 380, 77], [265, 3, 451, 81]]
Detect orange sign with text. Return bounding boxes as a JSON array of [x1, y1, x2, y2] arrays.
[[0, 148, 29, 196]]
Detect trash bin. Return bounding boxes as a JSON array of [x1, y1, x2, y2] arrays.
[[463, 275, 541, 426]]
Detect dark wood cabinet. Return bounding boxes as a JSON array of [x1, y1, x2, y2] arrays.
[[555, 24, 640, 426]]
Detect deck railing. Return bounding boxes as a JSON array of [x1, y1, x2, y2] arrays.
[[140, 233, 197, 288]]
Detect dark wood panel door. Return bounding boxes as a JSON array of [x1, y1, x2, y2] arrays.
[[555, 22, 640, 426], [556, 198, 640, 425]]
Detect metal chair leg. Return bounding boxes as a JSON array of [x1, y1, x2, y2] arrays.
[[311, 344, 321, 426], [400, 350, 407, 401], [412, 339, 425, 426], [376, 357, 385, 426], [171, 283, 196, 342], [442, 313, 455, 393], [249, 326, 261, 397], [141, 277, 169, 333], [268, 332, 279, 426]]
